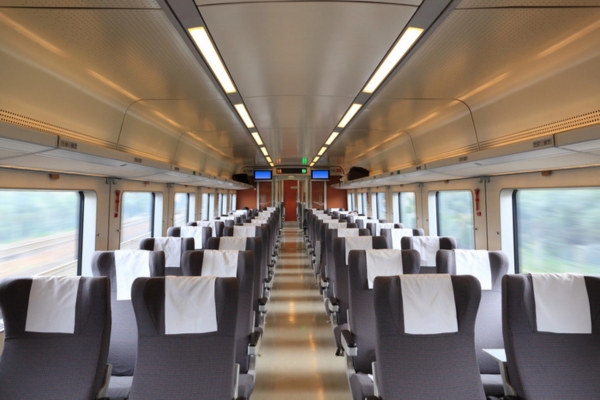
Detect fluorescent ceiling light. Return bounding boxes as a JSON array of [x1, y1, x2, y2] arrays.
[[251, 132, 263, 145], [260, 146, 268, 156], [363, 27, 423, 94], [313, 156, 320, 163], [266, 156, 272, 163], [338, 104, 362, 128], [309, 163, 315, 167], [269, 163, 274, 167], [318, 147, 327, 156], [325, 131, 339, 145], [235, 104, 255, 129], [188, 27, 236, 94]]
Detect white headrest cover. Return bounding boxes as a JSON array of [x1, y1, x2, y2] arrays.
[[401, 274, 458, 335], [454, 250, 492, 290], [390, 228, 414, 249], [532, 273, 591, 334], [220, 216, 235, 221], [411, 236, 440, 267], [234, 226, 256, 237], [197, 221, 216, 237], [314, 210, 325, 214], [26, 276, 81, 334], [219, 237, 247, 250], [165, 276, 217, 335], [153, 237, 182, 269], [366, 249, 403, 289], [266, 207, 276, 211], [345, 236, 373, 264], [375, 222, 395, 236], [259, 211, 273, 217], [317, 215, 332, 220], [180, 226, 204, 249], [327, 222, 347, 230], [115, 250, 151, 301], [330, 208, 340, 212], [201, 250, 239, 278], [337, 228, 360, 238]]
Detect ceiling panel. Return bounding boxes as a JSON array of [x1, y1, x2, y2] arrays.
[[457, 0, 599, 7], [1, 0, 159, 7], [199, 1, 418, 163], [196, 0, 422, 6]]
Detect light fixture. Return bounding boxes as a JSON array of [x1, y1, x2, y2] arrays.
[[251, 131, 263, 145], [338, 103, 362, 128], [325, 131, 339, 145], [188, 27, 236, 94], [363, 27, 424, 94], [260, 147, 268, 156], [269, 162, 274, 167], [318, 146, 327, 156], [313, 156, 320, 163], [266, 156, 272, 163], [235, 104, 255, 128], [309, 162, 315, 167]]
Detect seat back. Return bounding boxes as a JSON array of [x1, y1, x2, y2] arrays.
[[333, 235, 387, 325], [139, 237, 194, 276], [167, 226, 211, 250], [502, 274, 600, 399], [348, 249, 420, 374], [320, 226, 364, 296], [381, 228, 425, 250], [366, 222, 402, 236], [0, 276, 111, 399], [373, 275, 484, 399], [182, 250, 254, 374], [401, 236, 456, 274], [91, 250, 165, 375], [187, 220, 225, 238], [319, 221, 358, 280], [128, 277, 238, 400], [436, 249, 508, 376]]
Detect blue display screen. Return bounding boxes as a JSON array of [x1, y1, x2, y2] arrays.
[[254, 170, 272, 180], [311, 169, 330, 179]]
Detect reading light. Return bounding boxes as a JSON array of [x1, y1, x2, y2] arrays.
[[266, 156, 272, 163], [318, 147, 327, 156], [235, 104, 255, 128], [251, 132, 263, 145], [338, 104, 362, 128], [188, 27, 236, 94], [260, 147, 268, 156], [325, 131, 339, 145], [363, 27, 424, 94]]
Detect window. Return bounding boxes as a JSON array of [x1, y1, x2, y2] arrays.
[[436, 190, 474, 249], [201, 193, 215, 220], [230, 193, 236, 212], [376, 192, 387, 220], [174, 193, 190, 227], [218, 193, 228, 216], [120, 192, 154, 250], [514, 188, 600, 274], [394, 192, 417, 228], [347, 192, 355, 212], [0, 190, 82, 278], [357, 192, 368, 215]]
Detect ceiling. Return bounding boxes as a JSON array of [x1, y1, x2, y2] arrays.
[[0, 0, 599, 185]]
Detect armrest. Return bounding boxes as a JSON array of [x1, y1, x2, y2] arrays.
[[264, 277, 273, 289], [320, 277, 329, 288], [365, 397, 379, 400], [341, 329, 357, 356], [327, 297, 339, 313], [95, 363, 112, 399], [248, 331, 262, 355], [258, 297, 268, 313]]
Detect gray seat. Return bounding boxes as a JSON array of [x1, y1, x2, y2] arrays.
[[436, 249, 509, 397], [320, 225, 363, 299], [91, 250, 165, 400], [182, 250, 258, 399], [128, 276, 240, 399], [366, 222, 402, 237], [342, 249, 420, 400], [380, 227, 425, 250], [0, 276, 111, 400], [139, 237, 194, 276], [502, 273, 600, 399], [401, 236, 457, 274], [167, 226, 211, 253], [372, 275, 485, 399], [187, 220, 225, 238], [224, 225, 271, 290]]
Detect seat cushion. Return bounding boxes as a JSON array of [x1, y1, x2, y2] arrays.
[[107, 375, 133, 400], [238, 373, 255, 399], [349, 372, 374, 400], [481, 373, 504, 397]]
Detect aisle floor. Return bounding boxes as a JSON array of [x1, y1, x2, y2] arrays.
[[252, 223, 351, 399]]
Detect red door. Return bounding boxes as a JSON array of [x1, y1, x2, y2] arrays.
[[283, 180, 298, 221]]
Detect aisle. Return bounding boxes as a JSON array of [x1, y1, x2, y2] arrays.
[[252, 223, 351, 399]]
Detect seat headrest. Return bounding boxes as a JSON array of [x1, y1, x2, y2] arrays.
[[337, 228, 359, 238], [26, 276, 81, 333], [400, 274, 458, 335], [366, 249, 404, 289], [532, 273, 591, 334], [454, 250, 492, 290], [165, 276, 218, 335], [390, 228, 414, 249], [201, 250, 239, 278], [115, 250, 151, 300], [411, 236, 440, 267], [345, 236, 373, 264], [218, 237, 247, 250], [153, 237, 182, 269], [373, 222, 395, 236], [180, 226, 204, 249], [234, 226, 256, 237], [327, 222, 347, 229]]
